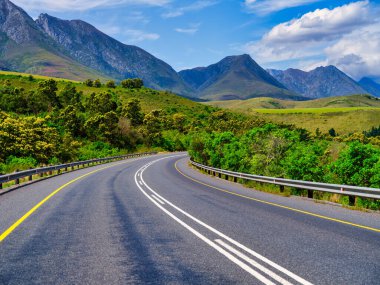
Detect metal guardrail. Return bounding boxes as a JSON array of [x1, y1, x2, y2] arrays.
[[0, 152, 157, 190], [190, 160, 380, 203]]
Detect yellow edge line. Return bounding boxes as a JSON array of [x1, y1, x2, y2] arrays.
[[175, 160, 380, 233], [0, 160, 133, 243]]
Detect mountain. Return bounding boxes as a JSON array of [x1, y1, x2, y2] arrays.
[[35, 14, 191, 95], [268, 66, 367, 99], [0, 0, 190, 94], [179, 54, 302, 101], [358, 77, 380, 97], [0, 0, 106, 80]]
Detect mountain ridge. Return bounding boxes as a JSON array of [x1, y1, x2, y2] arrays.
[[268, 66, 368, 99], [179, 54, 303, 101]]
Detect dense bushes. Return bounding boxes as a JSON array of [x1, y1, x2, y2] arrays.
[[188, 124, 380, 189]]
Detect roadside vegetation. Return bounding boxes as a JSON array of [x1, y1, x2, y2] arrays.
[[1, 72, 379, 210]]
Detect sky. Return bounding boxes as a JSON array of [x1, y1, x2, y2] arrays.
[[12, 0, 380, 80]]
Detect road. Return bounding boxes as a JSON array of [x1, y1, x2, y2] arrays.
[[0, 153, 379, 284]]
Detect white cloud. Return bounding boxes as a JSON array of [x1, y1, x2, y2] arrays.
[[175, 23, 200, 35], [243, 1, 380, 79], [175, 28, 198, 34], [123, 29, 160, 43], [244, 0, 321, 14], [264, 1, 372, 43], [324, 24, 380, 79], [162, 1, 217, 18], [12, 0, 170, 11]]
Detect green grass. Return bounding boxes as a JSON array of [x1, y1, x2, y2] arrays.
[[206, 95, 380, 135], [250, 107, 380, 114]]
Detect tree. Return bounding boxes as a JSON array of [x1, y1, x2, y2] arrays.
[[106, 80, 116, 88], [143, 109, 163, 146], [84, 79, 93, 87], [93, 79, 102, 88], [328, 128, 337, 137], [86, 92, 117, 114], [121, 78, 144, 89], [122, 98, 144, 126]]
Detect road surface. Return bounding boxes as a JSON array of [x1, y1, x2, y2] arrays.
[[0, 153, 379, 284]]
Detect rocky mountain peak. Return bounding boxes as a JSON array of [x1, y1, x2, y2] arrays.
[[0, 0, 41, 44]]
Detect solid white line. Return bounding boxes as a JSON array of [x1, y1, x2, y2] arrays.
[[152, 195, 165, 205], [134, 169, 275, 285], [215, 239, 294, 285], [139, 156, 313, 285]]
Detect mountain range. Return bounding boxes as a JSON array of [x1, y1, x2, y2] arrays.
[[0, 0, 379, 101]]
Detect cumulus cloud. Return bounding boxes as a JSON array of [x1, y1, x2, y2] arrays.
[[324, 24, 380, 79], [244, 0, 321, 14], [12, 0, 170, 11], [244, 1, 380, 79], [162, 0, 217, 18], [264, 1, 372, 43]]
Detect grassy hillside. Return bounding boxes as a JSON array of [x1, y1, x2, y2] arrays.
[[206, 94, 380, 109], [206, 95, 380, 135]]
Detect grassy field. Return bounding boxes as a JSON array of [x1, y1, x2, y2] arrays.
[[206, 95, 380, 135]]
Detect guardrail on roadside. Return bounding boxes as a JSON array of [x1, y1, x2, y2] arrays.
[[190, 160, 380, 205], [0, 152, 157, 190]]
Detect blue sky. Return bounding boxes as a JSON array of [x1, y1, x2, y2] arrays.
[[12, 0, 380, 80]]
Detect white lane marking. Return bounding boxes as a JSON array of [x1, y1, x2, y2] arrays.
[[134, 171, 275, 285], [139, 156, 313, 285], [152, 195, 165, 205], [215, 239, 293, 285], [139, 181, 143, 186]]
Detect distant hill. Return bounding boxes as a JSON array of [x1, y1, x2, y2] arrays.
[[268, 66, 367, 99], [359, 77, 380, 98], [206, 94, 380, 110], [179, 54, 302, 101]]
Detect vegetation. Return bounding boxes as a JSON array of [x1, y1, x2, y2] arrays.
[[206, 95, 380, 135], [0, 71, 379, 210], [188, 124, 380, 210]]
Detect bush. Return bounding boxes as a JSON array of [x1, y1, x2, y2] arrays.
[[0, 156, 38, 174]]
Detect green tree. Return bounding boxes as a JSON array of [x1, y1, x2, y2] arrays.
[[122, 98, 144, 126], [84, 79, 93, 87], [93, 79, 102, 88], [106, 80, 116, 88]]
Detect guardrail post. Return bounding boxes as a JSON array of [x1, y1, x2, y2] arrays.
[[233, 176, 237, 183], [349, 196, 355, 206], [49, 167, 53, 176], [218, 172, 221, 178], [279, 185, 284, 193], [225, 175, 228, 181], [0, 172, 3, 189], [308, 190, 313, 199], [15, 169, 20, 184], [29, 168, 33, 181]]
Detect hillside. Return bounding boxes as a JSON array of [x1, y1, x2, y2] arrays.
[[0, 0, 107, 81], [179, 54, 302, 101], [207, 94, 380, 110], [0, 0, 191, 95], [35, 13, 191, 95], [206, 94, 380, 135], [268, 66, 367, 99], [359, 77, 380, 97]]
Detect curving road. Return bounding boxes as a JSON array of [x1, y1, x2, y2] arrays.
[[0, 153, 379, 284]]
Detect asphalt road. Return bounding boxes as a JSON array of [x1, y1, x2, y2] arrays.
[[0, 153, 379, 284]]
